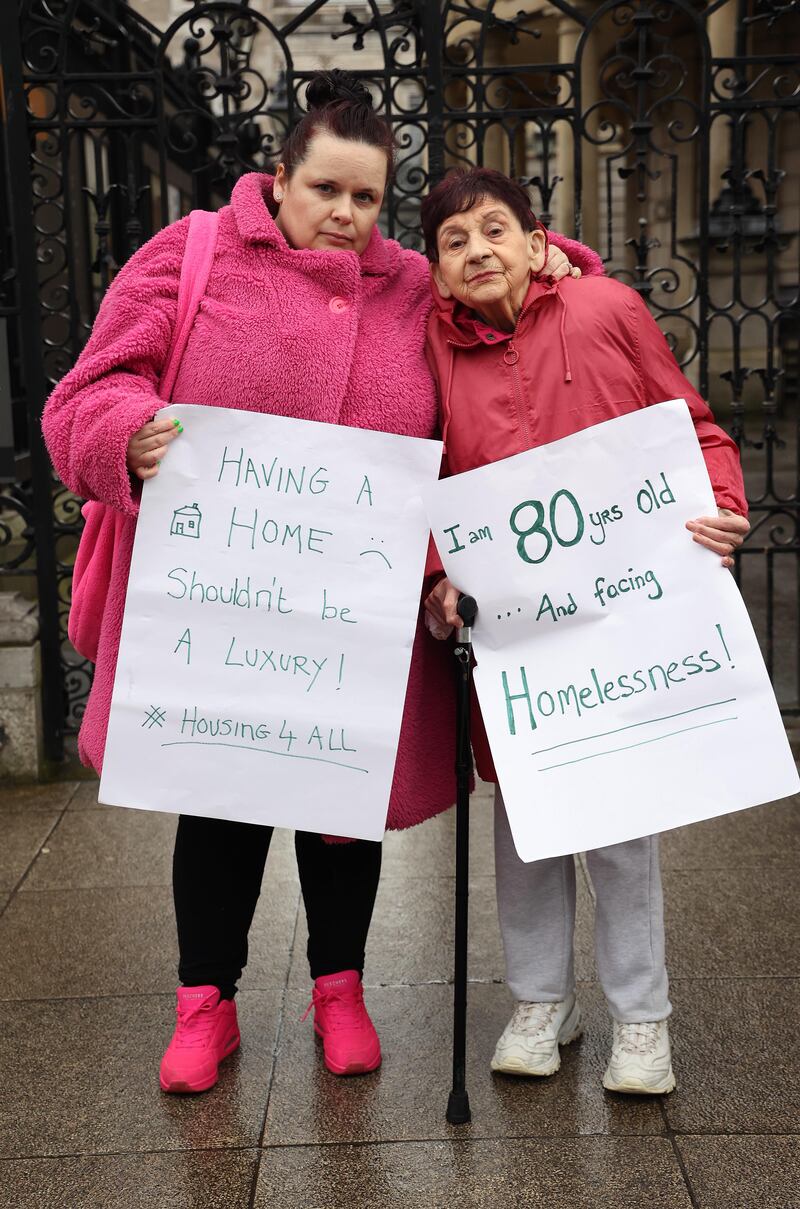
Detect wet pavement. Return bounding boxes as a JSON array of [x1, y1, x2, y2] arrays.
[[0, 776, 798, 1208]]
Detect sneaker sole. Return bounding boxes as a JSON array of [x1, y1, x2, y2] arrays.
[[314, 1027, 381, 1077], [323, 1051, 382, 1076], [159, 1031, 241, 1094], [490, 1011, 583, 1077], [602, 1068, 676, 1096]]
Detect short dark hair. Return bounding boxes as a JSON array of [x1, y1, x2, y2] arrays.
[[420, 168, 540, 260], [280, 70, 396, 180]]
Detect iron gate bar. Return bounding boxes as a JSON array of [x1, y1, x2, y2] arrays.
[[1, 1, 64, 761], [0, 320, 15, 483], [422, 0, 446, 184]]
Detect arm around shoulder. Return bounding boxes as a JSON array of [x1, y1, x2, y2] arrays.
[[546, 231, 605, 278], [41, 217, 190, 514]]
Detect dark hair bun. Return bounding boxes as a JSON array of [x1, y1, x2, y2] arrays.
[[306, 70, 373, 111]]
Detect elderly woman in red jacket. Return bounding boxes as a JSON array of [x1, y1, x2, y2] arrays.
[[421, 168, 749, 1096]]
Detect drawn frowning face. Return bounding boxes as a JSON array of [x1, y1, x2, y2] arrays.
[[359, 538, 392, 570]]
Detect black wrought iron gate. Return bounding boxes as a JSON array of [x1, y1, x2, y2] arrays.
[[1, 0, 798, 763]]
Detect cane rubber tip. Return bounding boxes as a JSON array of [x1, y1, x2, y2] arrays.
[[446, 1090, 471, 1125]]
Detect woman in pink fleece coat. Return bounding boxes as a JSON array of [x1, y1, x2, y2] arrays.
[[42, 73, 602, 1095]]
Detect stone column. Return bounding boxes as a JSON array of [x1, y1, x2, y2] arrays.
[[0, 593, 43, 780], [554, 14, 578, 236], [707, 5, 737, 203], [555, 7, 599, 249]]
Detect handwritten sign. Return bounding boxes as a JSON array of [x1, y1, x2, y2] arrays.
[[99, 405, 443, 840], [424, 399, 799, 862]]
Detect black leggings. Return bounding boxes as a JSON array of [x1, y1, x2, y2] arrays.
[[173, 814, 382, 998]]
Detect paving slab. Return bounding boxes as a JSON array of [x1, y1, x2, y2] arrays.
[[0, 782, 75, 813], [19, 808, 297, 891], [663, 869, 799, 977], [68, 781, 119, 811], [63, 785, 311, 882], [290, 874, 506, 989], [265, 982, 663, 1145], [0, 991, 279, 1159], [675, 1135, 800, 1209], [663, 979, 800, 1133], [254, 1137, 692, 1209], [0, 1149, 259, 1209], [21, 808, 178, 890], [291, 855, 593, 990], [660, 796, 800, 870], [0, 811, 60, 891], [381, 796, 494, 880], [0, 881, 299, 999]]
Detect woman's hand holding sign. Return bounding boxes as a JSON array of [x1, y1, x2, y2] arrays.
[[425, 575, 464, 638], [686, 508, 749, 569], [127, 417, 184, 481]]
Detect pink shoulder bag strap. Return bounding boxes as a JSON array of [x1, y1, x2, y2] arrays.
[[69, 209, 220, 664], [159, 208, 220, 401]]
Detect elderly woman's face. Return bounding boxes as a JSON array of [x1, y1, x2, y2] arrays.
[[432, 198, 547, 328]]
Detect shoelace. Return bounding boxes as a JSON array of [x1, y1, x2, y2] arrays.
[[174, 1000, 219, 1049], [301, 985, 367, 1032], [616, 1021, 661, 1056], [511, 1001, 558, 1036]]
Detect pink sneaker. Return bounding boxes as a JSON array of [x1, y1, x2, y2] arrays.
[[159, 985, 240, 1093], [304, 970, 381, 1076]]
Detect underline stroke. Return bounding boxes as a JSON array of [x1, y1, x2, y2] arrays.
[[161, 740, 369, 774], [531, 698, 738, 757], [538, 716, 737, 772]]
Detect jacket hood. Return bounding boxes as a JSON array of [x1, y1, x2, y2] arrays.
[[230, 171, 399, 277]]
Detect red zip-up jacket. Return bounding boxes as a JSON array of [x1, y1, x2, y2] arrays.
[[425, 271, 748, 781]]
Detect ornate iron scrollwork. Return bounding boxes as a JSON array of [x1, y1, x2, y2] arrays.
[[4, 0, 800, 754]]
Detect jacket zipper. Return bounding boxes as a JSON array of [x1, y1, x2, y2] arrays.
[[504, 341, 532, 448], [502, 289, 554, 447]]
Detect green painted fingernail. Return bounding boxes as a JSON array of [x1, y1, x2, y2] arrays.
[[172, 418, 182, 429]]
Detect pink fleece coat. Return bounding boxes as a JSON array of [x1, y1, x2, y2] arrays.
[[42, 172, 602, 830]]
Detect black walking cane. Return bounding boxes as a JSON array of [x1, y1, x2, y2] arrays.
[[446, 593, 478, 1125]]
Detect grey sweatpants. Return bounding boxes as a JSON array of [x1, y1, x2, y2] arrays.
[[494, 788, 671, 1023]]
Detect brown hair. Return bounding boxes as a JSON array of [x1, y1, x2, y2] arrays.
[[280, 71, 396, 180], [420, 167, 542, 260]]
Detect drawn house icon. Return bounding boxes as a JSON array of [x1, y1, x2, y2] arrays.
[[171, 503, 202, 539]]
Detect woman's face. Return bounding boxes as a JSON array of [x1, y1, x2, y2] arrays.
[[273, 132, 387, 255], [432, 197, 546, 328]]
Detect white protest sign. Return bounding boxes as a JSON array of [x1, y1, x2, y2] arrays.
[[425, 399, 799, 862], [100, 405, 442, 840]]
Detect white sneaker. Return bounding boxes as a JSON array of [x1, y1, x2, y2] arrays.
[[490, 994, 582, 1076], [602, 1019, 676, 1094]]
